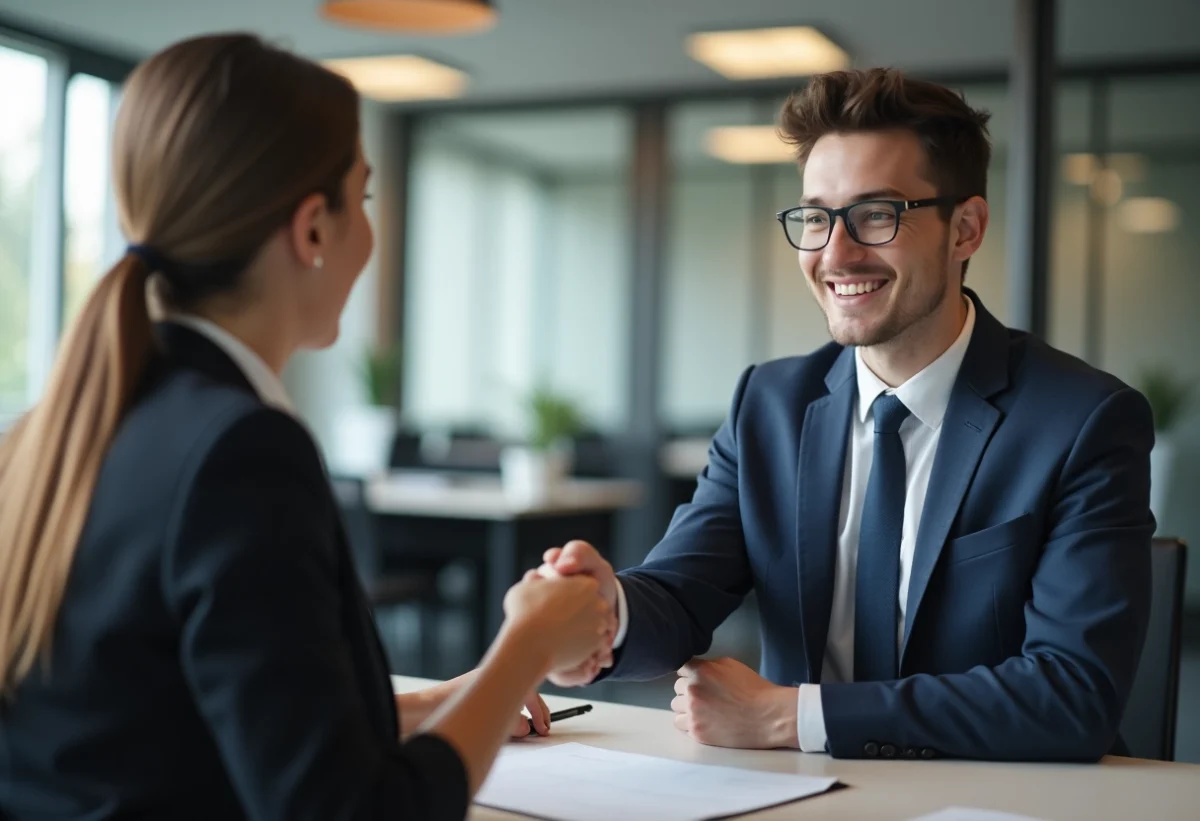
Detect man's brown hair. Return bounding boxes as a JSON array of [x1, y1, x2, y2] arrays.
[[779, 68, 992, 275]]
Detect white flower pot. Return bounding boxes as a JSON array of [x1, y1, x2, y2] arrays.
[[1149, 438, 1175, 524], [331, 405, 398, 477], [500, 446, 571, 503]]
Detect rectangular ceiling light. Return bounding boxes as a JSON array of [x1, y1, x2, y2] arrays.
[[322, 55, 467, 102], [705, 126, 795, 164], [1117, 197, 1180, 233], [687, 26, 848, 80], [1061, 152, 1146, 186]]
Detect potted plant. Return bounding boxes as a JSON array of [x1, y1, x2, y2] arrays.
[[500, 385, 586, 502], [331, 343, 402, 477], [1138, 367, 1192, 521]]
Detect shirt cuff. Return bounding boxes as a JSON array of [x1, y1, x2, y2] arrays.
[[797, 684, 828, 753], [612, 578, 629, 649]]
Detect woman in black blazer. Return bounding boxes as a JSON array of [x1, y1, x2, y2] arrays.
[[0, 34, 613, 821]]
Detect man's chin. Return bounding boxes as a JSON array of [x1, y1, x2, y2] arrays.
[[827, 316, 888, 348]]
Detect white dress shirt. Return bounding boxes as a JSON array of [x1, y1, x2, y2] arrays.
[[166, 314, 295, 415], [613, 297, 975, 753]]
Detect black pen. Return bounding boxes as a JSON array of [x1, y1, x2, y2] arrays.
[[527, 704, 593, 735]]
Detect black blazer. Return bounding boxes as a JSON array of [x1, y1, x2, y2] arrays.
[[0, 324, 467, 821]]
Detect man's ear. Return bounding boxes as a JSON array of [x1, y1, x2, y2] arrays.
[[951, 195, 989, 267]]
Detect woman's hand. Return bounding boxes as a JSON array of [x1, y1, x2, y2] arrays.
[[502, 571, 612, 674], [514, 691, 551, 737], [395, 675, 551, 738]]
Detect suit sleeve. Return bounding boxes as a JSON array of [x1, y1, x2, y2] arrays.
[[162, 407, 468, 821], [820, 387, 1155, 761], [605, 366, 756, 682]]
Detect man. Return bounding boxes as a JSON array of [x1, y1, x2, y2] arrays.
[[541, 68, 1154, 762]]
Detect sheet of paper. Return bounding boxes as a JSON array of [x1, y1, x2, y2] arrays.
[[475, 742, 840, 821], [908, 808, 1049, 821]]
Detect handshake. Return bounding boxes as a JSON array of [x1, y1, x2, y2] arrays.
[[501, 541, 618, 687]]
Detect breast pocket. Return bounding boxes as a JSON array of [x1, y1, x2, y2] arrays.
[[944, 513, 1035, 565]]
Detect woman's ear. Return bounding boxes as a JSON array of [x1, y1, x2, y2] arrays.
[[289, 192, 329, 268]]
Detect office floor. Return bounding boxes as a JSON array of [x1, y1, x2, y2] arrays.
[[377, 603, 1200, 764]]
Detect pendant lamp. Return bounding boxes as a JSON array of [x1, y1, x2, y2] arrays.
[[321, 0, 497, 34]]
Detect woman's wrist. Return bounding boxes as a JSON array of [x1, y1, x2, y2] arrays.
[[396, 671, 474, 737], [490, 618, 554, 681]]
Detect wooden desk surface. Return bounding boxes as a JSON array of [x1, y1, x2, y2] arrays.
[[392, 676, 1200, 821], [365, 472, 642, 520]]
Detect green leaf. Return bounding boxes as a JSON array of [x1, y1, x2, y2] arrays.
[[359, 343, 402, 408], [1138, 367, 1193, 433], [525, 384, 585, 450]]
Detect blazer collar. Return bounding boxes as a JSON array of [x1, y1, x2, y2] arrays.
[[155, 321, 260, 400]]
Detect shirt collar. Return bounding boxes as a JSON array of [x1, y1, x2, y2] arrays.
[[165, 314, 296, 415], [854, 296, 976, 431]]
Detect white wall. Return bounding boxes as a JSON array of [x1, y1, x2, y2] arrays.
[[401, 149, 630, 438], [661, 170, 755, 429], [400, 142, 484, 429], [545, 176, 631, 433]]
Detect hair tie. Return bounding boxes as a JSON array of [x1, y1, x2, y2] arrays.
[[126, 244, 170, 273]]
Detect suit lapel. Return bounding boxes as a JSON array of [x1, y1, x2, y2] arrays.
[[796, 347, 856, 681], [901, 291, 1009, 663]]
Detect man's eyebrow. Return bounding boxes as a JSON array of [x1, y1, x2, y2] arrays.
[[799, 187, 909, 206]]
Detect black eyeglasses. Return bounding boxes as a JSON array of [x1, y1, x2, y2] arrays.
[[775, 196, 965, 251]]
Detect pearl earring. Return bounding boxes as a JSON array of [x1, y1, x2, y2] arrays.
[[313, 255, 324, 270]]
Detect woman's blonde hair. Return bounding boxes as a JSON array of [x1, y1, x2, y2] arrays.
[[0, 33, 359, 694]]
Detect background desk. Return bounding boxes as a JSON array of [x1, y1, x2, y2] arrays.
[[366, 473, 640, 664], [392, 676, 1200, 821]]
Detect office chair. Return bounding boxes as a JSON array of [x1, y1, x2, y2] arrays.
[[329, 475, 442, 675], [1119, 536, 1188, 761]]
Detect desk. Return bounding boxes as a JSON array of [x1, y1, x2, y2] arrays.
[[367, 474, 641, 665], [392, 675, 1200, 821], [659, 438, 711, 481], [365, 472, 641, 520]]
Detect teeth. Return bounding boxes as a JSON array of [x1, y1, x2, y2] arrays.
[[833, 281, 884, 296]]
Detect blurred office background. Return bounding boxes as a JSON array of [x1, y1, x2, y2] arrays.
[[1, 0, 1197, 761]]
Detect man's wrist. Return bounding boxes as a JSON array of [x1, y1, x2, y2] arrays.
[[764, 685, 800, 748]]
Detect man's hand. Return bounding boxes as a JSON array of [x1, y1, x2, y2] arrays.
[[537, 541, 618, 687], [671, 657, 799, 749]]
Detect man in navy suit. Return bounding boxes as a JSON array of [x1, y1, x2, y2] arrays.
[[540, 68, 1154, 761]]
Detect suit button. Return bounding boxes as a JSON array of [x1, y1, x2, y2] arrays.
[[864, 741, 880, 757], [881, 743, 897, 758], [920, 747, 937, 759], [903, 748, 918, 759]]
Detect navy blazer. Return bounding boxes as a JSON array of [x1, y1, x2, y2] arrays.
[[0, 324, 467, 820], [611, 291, 1154, 762]]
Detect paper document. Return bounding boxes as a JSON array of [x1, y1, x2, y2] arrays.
[[909, 808, 1049, 821], [475, 742, 839, 821]]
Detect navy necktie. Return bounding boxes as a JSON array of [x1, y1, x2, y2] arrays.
[[854, 393, 911, 682]]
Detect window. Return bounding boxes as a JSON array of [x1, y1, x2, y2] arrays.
[[404, 108, 633, 437], [0, 42, 50, 418], [63, 73, 120, 327]]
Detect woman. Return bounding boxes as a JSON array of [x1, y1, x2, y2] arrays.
[[0, 33, 612, 821]]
